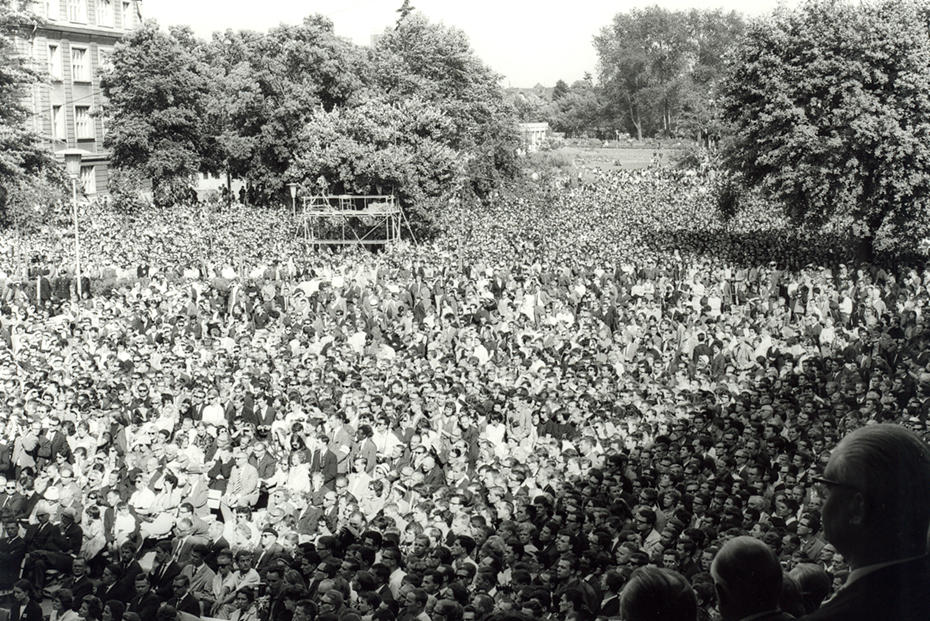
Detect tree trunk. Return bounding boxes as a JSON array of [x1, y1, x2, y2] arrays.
[[854, 236, 874, 262], [625, 93, 643, 141]]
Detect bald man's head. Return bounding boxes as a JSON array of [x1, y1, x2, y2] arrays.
[[711, 536, 782, 621], [821, 424, 930, 562]]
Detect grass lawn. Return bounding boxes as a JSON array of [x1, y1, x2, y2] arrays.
[[559, 146, 686, 171]]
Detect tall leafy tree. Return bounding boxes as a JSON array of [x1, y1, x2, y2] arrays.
[[0, 0, 60, 223], [291, 95, 461, 233], [101, 22, 212, 206], [367, 13, 518, 198], [547, 78, 608, 138], [719, 0, 930, 256], [595, 7, 743, 141], [204, 16, 366, 205], [595, 7, 691, 139], [552, 79, 570, 101], [676, 9, 744, 145]]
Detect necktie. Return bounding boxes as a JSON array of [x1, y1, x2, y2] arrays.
[[174, 537, 186, 561]]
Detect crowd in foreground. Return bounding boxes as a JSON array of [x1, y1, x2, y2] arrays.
[[0, 168, 927, 621]]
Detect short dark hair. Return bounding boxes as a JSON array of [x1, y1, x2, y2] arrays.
[[621, 566, 696, 621]]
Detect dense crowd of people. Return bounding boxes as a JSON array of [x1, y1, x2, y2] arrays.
[[0, 167, 927, 621]]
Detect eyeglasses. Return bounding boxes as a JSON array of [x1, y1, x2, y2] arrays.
[[812, 476, 858, 496]]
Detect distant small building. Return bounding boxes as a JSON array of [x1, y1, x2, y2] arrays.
[[518, 122, 549, 153]]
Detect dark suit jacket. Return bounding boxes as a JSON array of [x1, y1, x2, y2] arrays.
[[116, 558, 143, 591], [204, 537, 230, 572], [309, 448, 338, 489], [150, 559, 183, 599], [10, 599, 42, 621], [295, 504, 323, 536], [168, 592, 202, 616], [36, 430, 71, 462], [599, 595, 620, 618], [0, 491, 25, 517], [20, 492, 41, 518], [66, 574, 95, 607], [255, 542, 283, 575], [96, 578, 133, 603], [128, 589, 162, 621], [0, 535, 24, 588], [61, 521, 83, 555], [801, 554, 930, 621], [23, 521, 64, 552], [251, 452, 277, 481]]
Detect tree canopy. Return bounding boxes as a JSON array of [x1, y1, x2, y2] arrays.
[[101, 22, 212, 206], [719, 0, 930, 255], [594, 7, 744, 141], [202, 16, 366, 206], [102, 12, 516, 220], [287, 13, 517, 209], [0, 0, 61, 224]]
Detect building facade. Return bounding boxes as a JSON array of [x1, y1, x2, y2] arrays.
[[22, 0, 142, 197], [517, 122, 549, 153]]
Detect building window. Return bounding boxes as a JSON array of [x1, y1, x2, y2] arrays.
[[97, 0, 113, 26], [75, 106, 93, 139], [81, 165, 96, 195], [51, 105, 65, 141], [121, 1, 133, 28], [71, 47, 88, 82], [46, 0, 61, 20], [48, 44, 62, 80], [68, 0, 87, 22]]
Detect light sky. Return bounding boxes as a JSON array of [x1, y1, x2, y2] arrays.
[[144, 0, 795, 88]]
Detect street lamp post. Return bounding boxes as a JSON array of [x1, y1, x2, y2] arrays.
[[287, 183, 298, 218], [56, 149, 87, 300]]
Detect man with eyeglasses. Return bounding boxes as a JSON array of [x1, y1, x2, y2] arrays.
[[803, 424, 930, 620], [207, 550, 237, 617], [0, 477, 25, 518]]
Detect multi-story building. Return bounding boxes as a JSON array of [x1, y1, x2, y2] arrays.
[[22, 0, 142, 197]]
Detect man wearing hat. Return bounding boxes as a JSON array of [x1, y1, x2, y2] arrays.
[[254, 527, 283, 576], [22, 501, 67, 589]]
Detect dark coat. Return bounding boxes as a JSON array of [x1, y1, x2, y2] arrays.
[[96, 578, 134, 603], [35, 430, 71, 464], [168, 592, 202, 617], [0, 491, 26, 518], [128, 589, 162, 621], [10, 599, 43, 621], [23, 520, 64, 553], [801, 554, 930, 621], [61, 520, 83, 555], [65, 574, 95, 606], [149, 559, 183, 599], [0, 535, 25, 588], [308, 448, 338, 490]]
